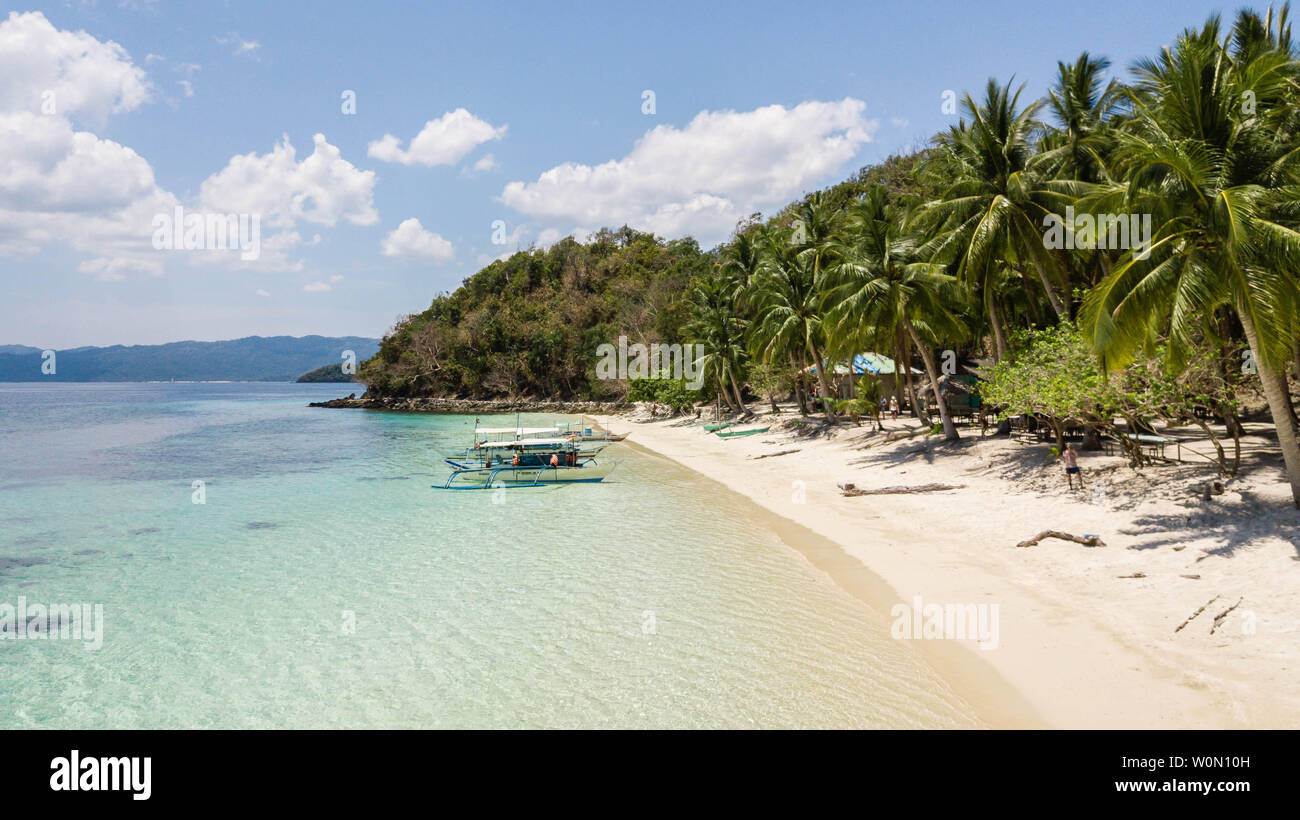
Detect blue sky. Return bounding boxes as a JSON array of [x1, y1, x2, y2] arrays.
[[1, 0, 1231, 347]]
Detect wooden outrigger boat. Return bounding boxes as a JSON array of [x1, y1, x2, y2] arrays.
[[715, 425, 771, 438], [439, 440, 615, 489], [702, 421, 733, 432]]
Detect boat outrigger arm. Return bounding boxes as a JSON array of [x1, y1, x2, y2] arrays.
[[437, 455, 615, 489]]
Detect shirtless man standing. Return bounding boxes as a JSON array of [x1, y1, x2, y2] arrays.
[[1062, 443, 1084, 489]]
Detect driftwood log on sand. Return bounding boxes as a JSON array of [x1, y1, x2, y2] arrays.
[[1210, 597, 1243, 635], [748, 449, 800, 460], [838, 482, 964, 496], [1175, 595, 1219, 633], [1014, 530, 1107, 548]]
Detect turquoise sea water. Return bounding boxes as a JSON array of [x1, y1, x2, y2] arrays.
[[0, 383, 980, 728]]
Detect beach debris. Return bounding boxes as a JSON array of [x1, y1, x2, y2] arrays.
[[1209, 597, 1243, 635], [1172, 544, 1187, 551], [1181, 574, 1201, 580], [749, 449, 800, 460], [884, 428, 924, 443], [1202, 480, 1225, 500], [839, 482, 965, 496], [1014, 530, 1106, 548], [1175, 595, 1220, 632], [1117, 572, 1146, 579]]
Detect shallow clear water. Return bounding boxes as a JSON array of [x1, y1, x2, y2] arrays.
[[0, 383, 979, 728]]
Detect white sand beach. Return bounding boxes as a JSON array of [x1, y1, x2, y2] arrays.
[[596, 409, 1300, 729]]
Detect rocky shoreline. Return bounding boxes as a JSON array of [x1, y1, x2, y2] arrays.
[[308, 394, 629, 415]]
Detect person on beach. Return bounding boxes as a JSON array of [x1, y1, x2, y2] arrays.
[[889, 395, 899, 420], [1062, 443, 1084, 489]]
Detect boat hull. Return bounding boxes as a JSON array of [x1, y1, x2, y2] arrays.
[[439, 460, 616, 489], [716, 426, 771, 438]]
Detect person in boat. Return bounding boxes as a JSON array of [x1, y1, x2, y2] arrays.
[[512, 452, 520, 466], [549, 453, 559, 468]]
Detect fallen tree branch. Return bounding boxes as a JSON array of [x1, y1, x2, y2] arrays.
[[1014, 530, 1106, 548], [1175, 595, 1219, 633], [1210, 597, 1243, 635], [749, 449, 800, 460], [839, 482, 965, 496]]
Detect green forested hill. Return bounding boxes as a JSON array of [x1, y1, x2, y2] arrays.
[[359, 153, 933, 400], [297, 363, 359, 383], [359, 228, 711, 398]]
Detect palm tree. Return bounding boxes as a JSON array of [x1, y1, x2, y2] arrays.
[[1079, 12, 1300, 507], [718, 230, 763, 306], [921, 80, 1081, 329], [789, 191, 843, 281], [1039, 53, 1127, 184], [748, 230, 837, 414], [827, 185, 970, 441], [685, 274, 748, 412]]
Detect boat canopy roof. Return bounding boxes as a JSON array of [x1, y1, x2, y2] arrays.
[[477, 438, 574, 449], [474, 426, 558, 436]]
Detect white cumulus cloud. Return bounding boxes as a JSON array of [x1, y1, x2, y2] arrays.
[[199, 133, 378, 230], [368, 109, 506, 167], [0, 13, 375, 280], [0, 11, 152, 124], [381, 218, 454, 261], [499, 99, 876, 245], [0, 13, 175, 278]]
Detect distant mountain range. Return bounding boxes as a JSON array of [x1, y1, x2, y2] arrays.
[[0, 336, 380, 382]]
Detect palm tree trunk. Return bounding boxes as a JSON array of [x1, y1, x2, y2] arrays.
[[805, 338, 834, 417], [792, 353, 810, 415], [988, 295, 1009, 362], [725, 362, 746, 412], [1239, 309, 1300, 508], [900, 338, 926, 423], [895, 333, 925, 421], [1029, 256, 1069, 319], [715, 373, 735, 413], [902, 317, 959, 441], [890, 339, 907, 418]]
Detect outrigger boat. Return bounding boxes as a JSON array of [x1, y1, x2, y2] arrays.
[[716, 425, 771, 438], [470, 426, 609, 457], [439, 440, 615, 489], [702, 421, 733, 432]]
